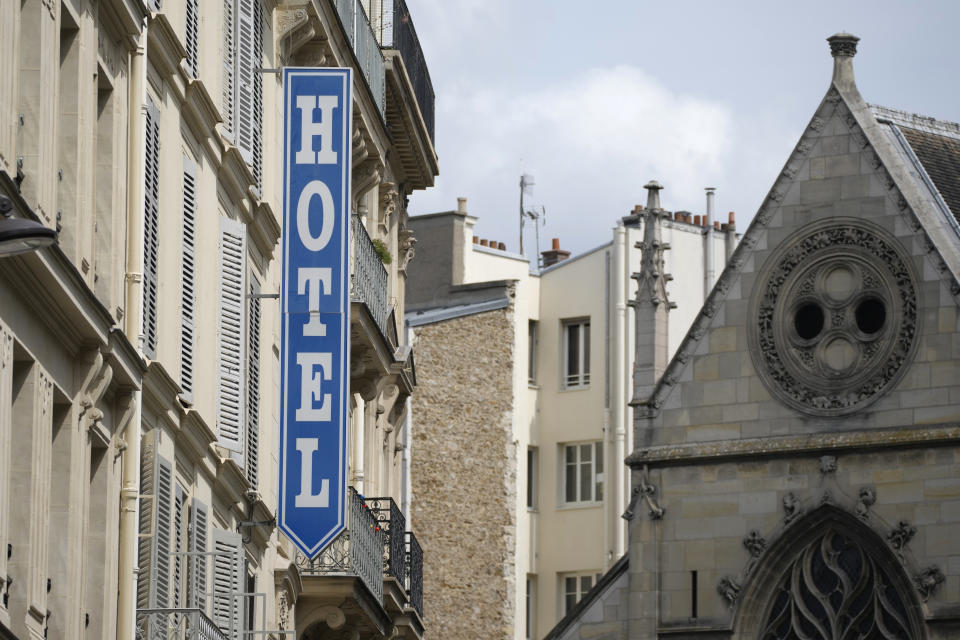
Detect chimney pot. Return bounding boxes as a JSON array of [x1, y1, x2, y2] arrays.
[[480, 239, 489, 247], [714, 221, 720, 231], [694, 215, 702, 226], [728, 212, 736, 224], [457, 197, 467, 213], [498, 242, 506, 251], [552, 238, 560, 251], [473, 235, 479, 244]]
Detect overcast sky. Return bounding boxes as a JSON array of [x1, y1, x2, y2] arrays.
[[403, 0, 960, 261]]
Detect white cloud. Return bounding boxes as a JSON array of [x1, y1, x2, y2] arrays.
[[409, 65, 735, 257]]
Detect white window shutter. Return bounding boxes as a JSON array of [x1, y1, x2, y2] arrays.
[[136, 434, 174, 612], [251, 1, 264, 191], [221, 0, 236, 141], [185, 0, 199, 78], [142, 97, 161, 359], [173, 484, 186, 607], [212, 528, 244, 640], [154, 456, 174, 608], [189, 499, 209, 610], [180, 156, 198, 401], [136, 431, 157, 610], [235, 0, 256, 164], [217, 217, 247, 460], [246, 278, 261, 490]]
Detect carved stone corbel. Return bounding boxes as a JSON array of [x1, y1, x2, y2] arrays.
[[276, 6, 314, 64], [352, 157, 383, 206], [398, 227, 416, 274]]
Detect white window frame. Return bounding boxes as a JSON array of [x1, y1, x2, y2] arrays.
[[528, 320, 538, 385], [562, 318, 590, 389], [559, 571, 601, 616], [561, 441, 603, 505], [526, 447, 538, 510]]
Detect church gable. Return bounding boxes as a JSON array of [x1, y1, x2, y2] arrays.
[[634, 42, 960, 449]]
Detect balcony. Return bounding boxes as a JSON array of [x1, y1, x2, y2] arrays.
[[377, 0, 434, 143], [135, 608, 226, 640], [332, 0, 386, 117], [370, 0, 438, 190], [406, 531, 423, 619], [351, 215, 391, 342], [296, 487, 386, 605]]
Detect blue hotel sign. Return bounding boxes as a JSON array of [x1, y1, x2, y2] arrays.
[[278, 68, 352, 557]]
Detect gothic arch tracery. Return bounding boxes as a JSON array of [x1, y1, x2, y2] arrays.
[[734, 506, 926, 640]]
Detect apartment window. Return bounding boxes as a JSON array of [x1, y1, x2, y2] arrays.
[[562, 319, 590, 388], [526, 447, 538, 510], [563, 442, 603, 504], [528, 320, 538, 384], [561, 572, 602, 615]]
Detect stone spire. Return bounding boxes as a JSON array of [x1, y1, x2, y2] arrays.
[[827, 32, 859, 90], [630, 180, 674, 414]]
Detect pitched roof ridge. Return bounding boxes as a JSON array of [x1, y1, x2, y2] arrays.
[[542, 554, 629, 640], [869, 104, 960, 140]]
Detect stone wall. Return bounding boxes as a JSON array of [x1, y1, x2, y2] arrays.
[[411, 305, 517, 639]]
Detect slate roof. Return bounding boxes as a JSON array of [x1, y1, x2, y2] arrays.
[[900, 127, 960, 224], [870, 105, 960, 228]]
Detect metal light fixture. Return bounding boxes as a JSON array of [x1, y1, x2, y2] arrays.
[[0, 194, 57, 256]]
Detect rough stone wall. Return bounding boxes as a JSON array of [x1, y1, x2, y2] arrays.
[[411, 306, 517, 639]]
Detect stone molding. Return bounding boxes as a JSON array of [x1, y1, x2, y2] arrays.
[[626, 424, 960, 468]]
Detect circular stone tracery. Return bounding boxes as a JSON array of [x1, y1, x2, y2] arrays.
[[749, 220, 918, 417]]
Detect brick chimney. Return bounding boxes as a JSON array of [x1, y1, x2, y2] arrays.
[[541, 238, 571, 267]]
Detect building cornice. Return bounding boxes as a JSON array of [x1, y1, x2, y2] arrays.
[[627, 424, 960, 468]]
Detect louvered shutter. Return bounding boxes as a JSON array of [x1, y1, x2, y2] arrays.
[[147, 0, 162, 12], [212, 528, 244, 640], [173, 485, 186, 607], [235, 0, 256, 164], [180, 156, 198, 401], [246, 278, 261, 490], [136, 435, 174, 613], [189, 499, 209, 610], [142, 97, 161, 359], [185, 0, 199, 78], [221, 0, 236, 141], [136, 431, 157, 610], [154, 456, 174, 609], [251, 1, 264, 191], [217, 217, 247, 460]]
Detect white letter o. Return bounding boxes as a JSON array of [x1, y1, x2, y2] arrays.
[[297, 180, 335, 251]]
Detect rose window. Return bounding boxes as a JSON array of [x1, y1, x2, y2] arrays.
[[749, 220, 918, 417]]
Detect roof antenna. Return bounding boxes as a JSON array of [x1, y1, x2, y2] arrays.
[[519, 173, 534, 254]]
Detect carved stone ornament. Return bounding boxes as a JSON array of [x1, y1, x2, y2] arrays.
[[717, 576, 741, 606], [915, 565, 945, 602], [819, 455, 838, 474], [748, 219, 918, 417], [783, 492, 802, 525], [277, 589, 290, 629], [743, 530, 767, 558], [855, 486, 876, 519], [887, 520, 916, 555], [622, 465, 664, 520]]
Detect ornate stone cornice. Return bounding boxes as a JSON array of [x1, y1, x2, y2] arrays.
[[626, 424, 960, 468]]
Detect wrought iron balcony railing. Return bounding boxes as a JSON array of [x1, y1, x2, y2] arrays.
[[405, 531, 423, 617], [135, 608, 227, 640], [367, 497, 407, 585], [351, 215, 391, 340], [295, 487, 385, 604], [379, 0, 435, 143], [332, 0, 386, 117]]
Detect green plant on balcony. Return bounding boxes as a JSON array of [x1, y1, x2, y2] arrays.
[[371, 238, 392, 265]]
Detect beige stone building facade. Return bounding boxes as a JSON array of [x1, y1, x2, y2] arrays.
[[548, 34, 960, 640], [406, 194, 733, 639], [0, 1, 436, 639]]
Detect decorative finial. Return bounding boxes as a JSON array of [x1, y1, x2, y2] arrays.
[[827, 32, 859, 58], [643, 180, 663, 211]]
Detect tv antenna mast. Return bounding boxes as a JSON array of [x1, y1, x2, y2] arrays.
[[519, 174, 534, 255]]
